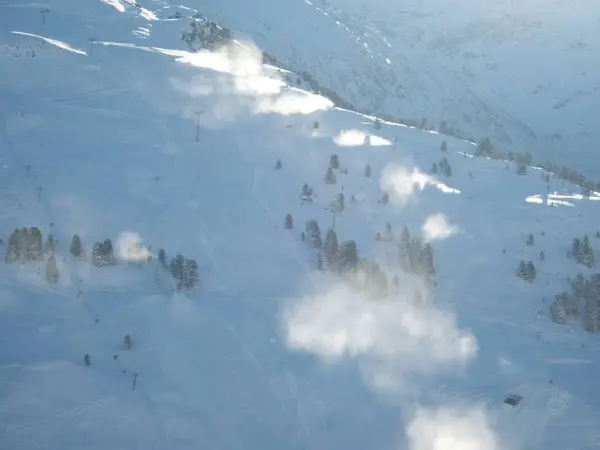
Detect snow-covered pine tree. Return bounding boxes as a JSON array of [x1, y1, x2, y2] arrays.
[[44, 234, 55, 257], [550, 297, 567, 324], [284, 214, 293, 229], [526, 261, 536, 282], [28, 226, 42, 260], [305, 220, 322, 249], [571, 237, 581, 258], [398, 226, 411, 272], [579, 235, 595, 267], [325, 167, 336, 184], [124, 334, 132, 350], [102, 239, 116, 265], [419, 243, 436, 277], [45, 253, 59, 284], [5, 229, 19, 264], [391, 274, 399, 293], [183, 259, 198, 289], [329, 154, 340, 169], [70, 234, 83, 258], [170, 254, 185, 282], [475, 136, 493, 156], [584, 276, 600, 332], [319, 228, 338, 271], [518, 260, 526, 279], [440, 140, 447, 152], [331, 193, 344, 214], [336, 240, 358, 275], [381, 223, 394, 241], [365, 164, 371, 178]]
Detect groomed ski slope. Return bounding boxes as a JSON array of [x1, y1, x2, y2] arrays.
[[1, 1, 600, 449]]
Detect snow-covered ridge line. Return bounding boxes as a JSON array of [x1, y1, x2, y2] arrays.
[[10, 31, 87, 55]]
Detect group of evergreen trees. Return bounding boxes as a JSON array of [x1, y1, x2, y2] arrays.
[[180, 9, 600, 198], [517, 260, 536, 282], [5, 227, 59, 284], [314, 226, 389, 295], [5, 226, 44, 263], [180, 13, 232, 52], [432, 157, 452, 177], [5, 226, 200, 291], [300, 183, 314, 202], [551, 273, 600, 333], [92, 239, 116, 267], [169, 253, 199, 291], [375, 223, 394, 242], [570, 235, 595, 268], [475, 136, 600, 195], [397, 226, 435, 280]]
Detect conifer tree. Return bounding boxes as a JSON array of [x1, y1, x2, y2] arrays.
[[45, 253, 59, 284], [28, 227, 42, 260], [124, 334, 132, 350], [329, 154, 340, 169], [284, 214, 293, 229], [44, 234, 55, 257], [325, 167, 336, 184], [365, 164, 371, 178], [5, 229, 19, 264], [70, 234, 83, 258]]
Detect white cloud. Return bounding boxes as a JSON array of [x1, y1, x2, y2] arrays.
[[369, 134, 392, 146], [283, 282, 477, 390], [422, 214, 460, 242], [380, 164, 461, 206], [116, 231, 152, 262], [407, 406, 498, 450], [333, 129, 367, 146], [172, 41, 331, 119]]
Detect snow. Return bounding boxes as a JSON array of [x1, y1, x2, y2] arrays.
[[11, 31, 87, 55], [197, 0, 600, 178], [1, 1, 600, 450]]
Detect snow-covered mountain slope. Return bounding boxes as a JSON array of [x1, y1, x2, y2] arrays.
[[197, 0, 600, 178], [1, 1, 600, 449]]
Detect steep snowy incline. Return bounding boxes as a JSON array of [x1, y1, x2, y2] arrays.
[[194, 0, 600, 178], [1, 1, 600, 450]]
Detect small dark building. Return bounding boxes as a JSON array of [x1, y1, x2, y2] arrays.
[[504, 394, 523, 407]]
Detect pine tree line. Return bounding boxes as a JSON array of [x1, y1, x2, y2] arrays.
[[4, 228, 200, 291], [179, 11, 600, 191], [431, 157, 452, 176], [475, 136, 600, 194], [517, 260, 536, 282], [169, 253, 199, 291], [397, 226, 436, 281], [552, 272, 600, 333], [5, 226, 43, 263], [570, 235, 595, 268]]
